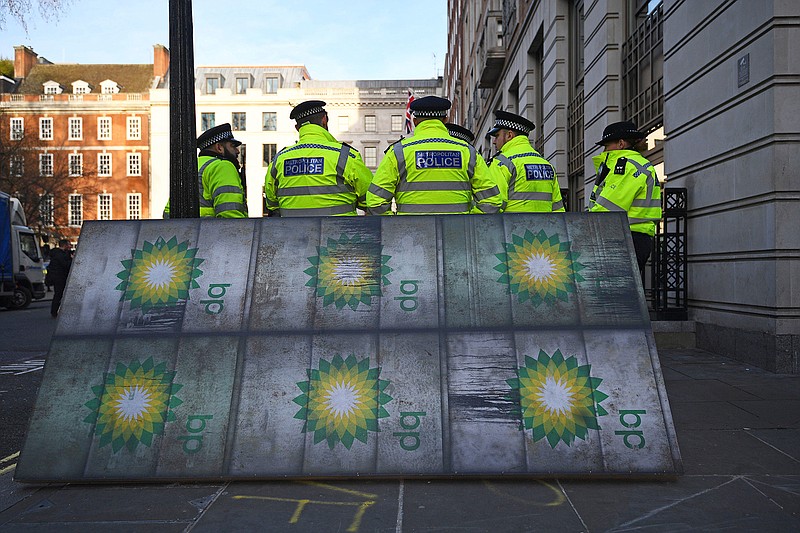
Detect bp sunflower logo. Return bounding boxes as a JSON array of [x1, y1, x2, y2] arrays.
[[293, 354, 393, 450], [304, 233, 392, 311], [115, 236, 204, 312], [494, 230, 585, 307], [507, 349, 608, 449], [83, 357, 183, 453]]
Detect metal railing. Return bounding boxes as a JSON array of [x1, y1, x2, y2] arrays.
[[650, 187, 688, 320]]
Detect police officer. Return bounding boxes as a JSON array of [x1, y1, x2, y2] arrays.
[[487, 110, 564, 213], [163, 123, 248, 218], [446, 123, 475, 145], [264, 100, 373, 217], [588, 120, 662, 275], [366, 96, 501, 215]]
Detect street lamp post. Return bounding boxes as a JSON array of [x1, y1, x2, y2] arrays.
[[168, 0, 198, 218]]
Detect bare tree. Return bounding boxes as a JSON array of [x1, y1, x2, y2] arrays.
[[0, 0, 72, 32], [0, 119, 99, 241]]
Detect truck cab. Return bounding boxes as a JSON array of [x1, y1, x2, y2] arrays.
[[0, 193, 46, 309]]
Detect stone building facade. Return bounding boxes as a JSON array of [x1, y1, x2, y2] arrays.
[[446, 0, 799, 372]]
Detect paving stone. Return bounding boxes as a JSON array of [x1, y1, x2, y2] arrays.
[[746, 429, 800, 461], [732, 400, 800, 428], [675, 429, 800, 475], [721, 376, 800, 400], [671, 401, 771, 430], [664, 379, 760, 402], [564, 475, 800, 531]]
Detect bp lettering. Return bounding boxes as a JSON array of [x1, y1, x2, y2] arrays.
[[394, 280, 420, 312], [284, 157, 325, 176], [415, 151, 462, 169], [615, 409, 646, 449], [201, 283, 231, 315], [393, 411, 427, 451], [178, 414, 213, 454], [524, 164, 555, 181]]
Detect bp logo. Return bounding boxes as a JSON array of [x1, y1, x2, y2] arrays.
[[293, 354, 393, 450], [304, 233, 392, 311], [115, 236, 205, 312], [494, 230, 585, 307], [507, 349, 608, 448], [83, 357, 183, 453]]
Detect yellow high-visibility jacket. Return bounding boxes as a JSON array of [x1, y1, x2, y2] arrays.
[[489, 135, 565, 213], [265, 124, 373, 216], [366, 120, 502, 215], [589, 149, 662, 236], [163, 155, 247, 218]]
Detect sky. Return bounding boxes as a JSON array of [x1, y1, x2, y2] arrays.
[[1, 0, 447, 80]]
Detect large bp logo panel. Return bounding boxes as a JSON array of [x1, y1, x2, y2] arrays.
[[16, 214, 682, 481]]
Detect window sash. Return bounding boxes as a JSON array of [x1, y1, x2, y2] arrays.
[[127, 153, 141, 176], [98, 194, 113, 220], [40, 118, 53, 140], [39, 154, 53, 176], [10, 117, 24, 140], [68, 194, 83, 226], [69, 118, 83, 140], [126, 193, 142, 220], [127, 117, 141, 140], [69, 154, 83, 176], [98, 117, 112, 140]]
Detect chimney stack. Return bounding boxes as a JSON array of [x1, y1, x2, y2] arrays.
[[153, 44, 170, 79], [13, 45, 38, 79]]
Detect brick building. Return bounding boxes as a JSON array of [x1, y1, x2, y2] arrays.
[[0, 45, 163, 243]]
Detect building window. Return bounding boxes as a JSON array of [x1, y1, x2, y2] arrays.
[[39, 194, 54, 226], [44, 82, 61, 95], [262, 112, 277, 131], [73, 81, 91, 94], [10, 155, 23, 176], [127, 193, 142, 220], [10, 117, 24, 140], [232, 112, 247, 131], [68, 194, 83, 226], [40, 153, 53, 176], [98, 193, 112, 220], [98, 153, 112, 177], [338, 116, 349, 132], [127, 153, 142, 176], [205, 76, 219, 94], [201, 112, 216, 131], [364, 115, 377, 132], [364, 146, 377, 168], [391, 115, 403, 132], [235, 77, 249, 94], [39, 117, 53, 140], [100, 81, 119, 94], [263, 144, 277, 166], [69, 153, 83, 176], [69, 117, 83, 140], [127, 116, 141, 140], [265, 77, 278, 93], [98, 117, 112, 140]]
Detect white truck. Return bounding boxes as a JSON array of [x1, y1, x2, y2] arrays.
[[0, 191, 46, 309]]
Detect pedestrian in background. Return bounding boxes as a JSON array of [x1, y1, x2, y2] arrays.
[[588, 120, 662, 277], [366, 96, 502, 215], [264, 100, 373, 216], [487, 110, 564, 213], [47, 239, 72, 318]]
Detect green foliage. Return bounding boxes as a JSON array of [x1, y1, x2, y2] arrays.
[[0, 57, 12, 78]]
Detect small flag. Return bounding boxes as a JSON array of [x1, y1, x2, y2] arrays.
[[404, 89, 415, 135]]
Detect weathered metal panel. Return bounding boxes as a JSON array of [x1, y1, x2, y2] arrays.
[[16, 214, 682, 482]]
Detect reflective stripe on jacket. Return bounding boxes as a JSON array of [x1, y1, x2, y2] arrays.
[[589, 149, 661, 236], [365, 120, 502, 215], [489, 135, 564, 213], [264, 124, 373, 216]]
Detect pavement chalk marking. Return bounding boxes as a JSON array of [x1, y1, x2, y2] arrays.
[[0, 451, 19, 476], [233, 482, 378, 532]]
